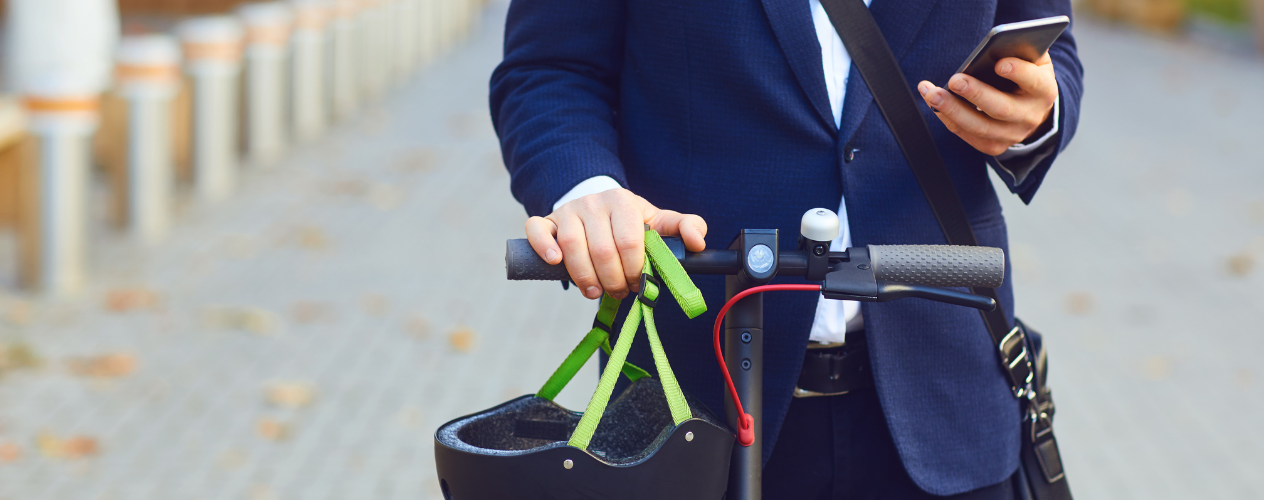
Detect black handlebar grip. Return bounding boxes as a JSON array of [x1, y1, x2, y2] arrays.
[[869, 245, 1005, 288], [506, 239, 572, 281]]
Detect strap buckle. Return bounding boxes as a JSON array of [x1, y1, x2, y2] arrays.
[[637, 273, 662, 308], [998, 325, 1035, 398], [592, 317, 612, 334], [1025, 393, 1066, 482]]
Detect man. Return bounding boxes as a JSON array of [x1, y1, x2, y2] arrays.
[[490, 0, 1082, 497]]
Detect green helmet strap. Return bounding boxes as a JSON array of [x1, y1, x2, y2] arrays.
[[531, 229, 708, 451]]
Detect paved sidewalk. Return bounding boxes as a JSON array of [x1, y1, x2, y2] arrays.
[[0, 3, 1261, 499]]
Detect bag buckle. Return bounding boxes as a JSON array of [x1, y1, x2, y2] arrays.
[[999, 325, 1035, 398], [637, 273, 662, 308]]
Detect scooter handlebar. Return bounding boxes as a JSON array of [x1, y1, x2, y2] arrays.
[[505, 238, 572, 281], [869, 245, 1005, 289], [506, 239, 1005, 289]]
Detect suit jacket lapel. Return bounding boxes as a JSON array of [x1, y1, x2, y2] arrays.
[[837, 0, 940, 147], [760, 0, 835, 132]]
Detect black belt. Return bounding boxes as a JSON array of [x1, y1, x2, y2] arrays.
[[794, 330, 872, 398]]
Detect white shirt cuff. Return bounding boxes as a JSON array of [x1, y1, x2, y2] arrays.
[[996, 95, 1060, 161], [552, 176, 624, 212]]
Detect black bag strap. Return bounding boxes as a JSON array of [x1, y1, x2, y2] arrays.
[[818, 1, 1071, 497], [817, 0, 1031, 396]]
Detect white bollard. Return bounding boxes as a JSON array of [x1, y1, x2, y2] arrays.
[[416, 0, 435, 66], [4, 0, 118, 97], [114, 35, 182, 244], [178, 16, 245, 203], [357, 0, 386, 100], [23, 85, 99, 295], [289, 0, 329, 141], [6, 0, 118, 295], [380, 0, 399, 86], [237, 2, 293, 168], [330, 0, 360, 118], [394, 0, 418, 82]]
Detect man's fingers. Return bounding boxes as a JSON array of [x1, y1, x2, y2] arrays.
[[525, 216, 561, 264], [945, 73, 1024, 122], [610, 204, 646, 294], [995, 55, 1056, 102], [919, 82, 1028, 151], [651, 211, 709, 252], [554, 215, 603, 300], [580, 206, 630, 300]]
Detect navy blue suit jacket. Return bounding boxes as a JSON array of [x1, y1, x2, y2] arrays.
[[490, 0, 1082, 494]]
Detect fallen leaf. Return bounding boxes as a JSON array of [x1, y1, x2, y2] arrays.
[[104, 288, 161, 312], [449, 327, 477, 353], [405, 315, 431, 340], [62, 437, 99, 458], [3, 300, 33, 326], [289, 301, 334, 325], [1143, 356, 1173, 381], [202, 307, 280, 335], [1226, 252, 1254, 277], [218, 449, 247, 469], [361, 294, 390, 316], [296, 226, 328, 250], [225, 234, 258, 260], [367, 184, 403, 210], [1063, 292, 1095, 316], [67, 353, 136, 378], [257, 418, 291, 441], [251, 484, 277, 500], [35, 432, 99, 459], [265, 381, 316, 409], [0, 342, 42, 372], [36, 432, 60, 457], [395, 148, 436, 173], [0, 442, 20, 462], [322, 178, 369, 197], [397, 407, 423, 429]]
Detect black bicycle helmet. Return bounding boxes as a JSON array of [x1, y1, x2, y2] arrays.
[[434, 230, 735, 499]]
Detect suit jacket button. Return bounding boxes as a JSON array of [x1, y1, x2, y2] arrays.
[[844, 147, 858, 163]]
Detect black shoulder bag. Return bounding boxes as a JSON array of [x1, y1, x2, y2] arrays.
[[817, 1, 1072, 498]]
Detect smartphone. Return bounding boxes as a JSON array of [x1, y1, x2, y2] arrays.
[[955, 16, 1069, 94]]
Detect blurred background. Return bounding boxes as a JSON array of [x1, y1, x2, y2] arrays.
[[0, 0, 1260, 499]]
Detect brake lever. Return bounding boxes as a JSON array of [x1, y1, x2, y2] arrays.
[[875, 283, 996, 311]]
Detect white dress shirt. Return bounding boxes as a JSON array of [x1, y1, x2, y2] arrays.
[[553, 0, 1061, 343]]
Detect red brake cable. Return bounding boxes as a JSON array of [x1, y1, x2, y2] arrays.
[[712, 284, 822, 446]]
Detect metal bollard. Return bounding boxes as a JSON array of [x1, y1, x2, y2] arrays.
[[289, 0, 329, 141], [330, 0, 359, 118], [22, 87, 99, 295], [178, 16, 244, 203], [237, 2, 293, 168], [114, 35, 182, 244]]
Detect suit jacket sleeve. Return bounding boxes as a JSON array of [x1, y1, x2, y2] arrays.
[[986, 0, 1084, 204], [489, 0, 630, 217]]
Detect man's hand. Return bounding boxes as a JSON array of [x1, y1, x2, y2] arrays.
[[525, 189, 707, 300], [916, 54, 1059, 156]]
